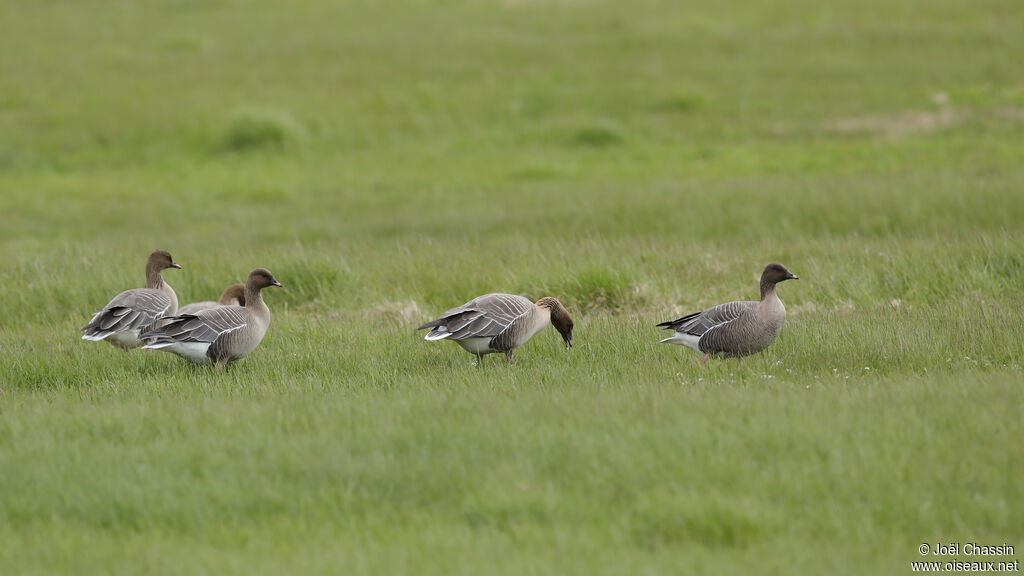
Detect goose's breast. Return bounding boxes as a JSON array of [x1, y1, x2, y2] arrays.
[[759, 298, 787, 331]]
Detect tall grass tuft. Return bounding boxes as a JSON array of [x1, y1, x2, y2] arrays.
[[568, 123, 625, 148], [217, 108, 305, 153]]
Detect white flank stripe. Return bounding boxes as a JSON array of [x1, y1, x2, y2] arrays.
[[146, 342, 212, 364]]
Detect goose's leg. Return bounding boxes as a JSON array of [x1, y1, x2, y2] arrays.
[[474, 353, 483, 367], [506, 352, 515, 364], [700, 353, 708, 365]]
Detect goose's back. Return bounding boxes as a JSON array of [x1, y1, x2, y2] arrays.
[[426, 293, 533, 341]]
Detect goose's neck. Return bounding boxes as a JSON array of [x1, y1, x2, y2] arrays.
[[145, 265, 165, 290], [759, 279, 777, 301], [147, 266, 178, 315], [533, 304, 552, 327], [525, 304, 552, 340], [245, 286, 271, 321]]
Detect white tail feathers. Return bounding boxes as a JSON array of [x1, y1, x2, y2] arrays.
[[424, 327, 451, 341], [142, 341, 174, 350]]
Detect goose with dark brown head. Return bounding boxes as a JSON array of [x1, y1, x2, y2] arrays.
[[657, 263, 799, 362], [81, 250, 182, 349], [177, 283, 246, 316], [418, 293, 574, 365], [141, 269, 282, 368]]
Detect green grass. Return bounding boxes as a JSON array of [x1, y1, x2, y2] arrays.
[[1, 0, 1023, 574]]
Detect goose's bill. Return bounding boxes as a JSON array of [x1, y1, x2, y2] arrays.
[[787, 272, 799, 280], [171, 262, 183, 269], [563, 332, 573, 348], [271, 278, 283, 287]]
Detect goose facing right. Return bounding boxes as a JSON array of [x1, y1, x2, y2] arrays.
[[81, 250, 182, 350], [418, 293, 574, 364], [141, 269, 281, 368], [177, 283, 246, 316], [657, 263, 799, 362]]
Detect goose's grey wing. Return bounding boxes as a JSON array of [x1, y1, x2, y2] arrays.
[[142, 305, 248, 344], [657, 300, 755, 336], [418, 293, 533, 340], [82, 288, 173, 339]]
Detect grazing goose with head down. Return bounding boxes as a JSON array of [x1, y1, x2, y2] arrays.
[[81, 250, 182, 350], [418, 293, 574, 364], [177, 283, 246, 316], [141, 269, 282, 368], [657, 263, 799, 362]]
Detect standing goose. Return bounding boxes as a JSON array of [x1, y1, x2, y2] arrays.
[[418, 293, 574, 364], [141, 269, 282, 368], [657, 263, 799, 362], [177, 283, 246, 315], [81, 250, 182, 349]]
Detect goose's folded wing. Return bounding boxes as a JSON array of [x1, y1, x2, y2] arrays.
[[658, 300, 755, 336], [82, 289, 173, 336], [142, 305, 248, 344], [450, 294, 532, 338], [419, 294, 532, 339], [444, 310, 506, 339]]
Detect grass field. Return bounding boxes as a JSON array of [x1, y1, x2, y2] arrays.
[[1, 0, 1023, 574]]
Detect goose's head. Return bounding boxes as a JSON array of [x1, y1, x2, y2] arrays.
[[219, 283, 247, 306], [536, 297, 574, 349], [148, 249, 182, 271], [248, 268, 283, 290], [762, 262, 798, 285]]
